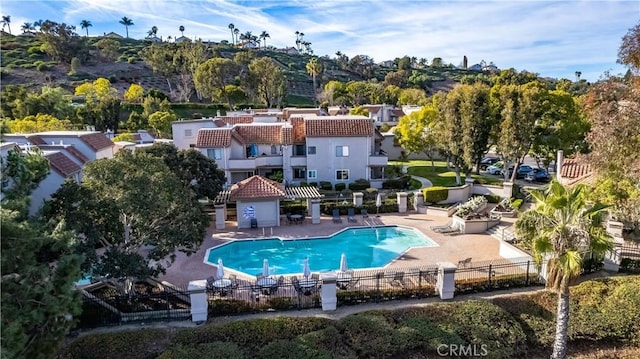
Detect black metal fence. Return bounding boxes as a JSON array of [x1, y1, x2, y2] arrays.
[[617, 242, 640, 273], [76, 280, 191, 329], [454, 258, 542, 295]]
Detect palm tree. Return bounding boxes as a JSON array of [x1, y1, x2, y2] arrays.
[[21, 22, 33, 34], [228, 23, 235, 44], [119, 16, 134, 38], [147, 26, 158, 38], [2, 15, 11, 34], [80, 19, 92, 37], [179, 25, 185, 37], [260, 30, 270, 49], [575, 71, 582, 82], [306, 57, 323, 104], [34, 19, 43, 32], [233, 28, 239, 45], [514, 180, 612, 359]]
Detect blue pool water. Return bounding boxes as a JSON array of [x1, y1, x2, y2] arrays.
[[205, 225, 437, 276]]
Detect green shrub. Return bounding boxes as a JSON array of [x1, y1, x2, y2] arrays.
[[61, 329, 171, 359], [157, 342, 246, 359], [334, 183, 346, 191], [36, 62, 48, 71], [309, 182, 318, 187], [127, 57, 137, 64], [484, 194, 502, 203], [257, 339, 325, 359], [423, 186, 448, 204], [382, 175, 411, 189], [511, 199, 523, 209], [348, 179, 370, 191], [28, 46, 43, 55], [319, 181, 332, 191]]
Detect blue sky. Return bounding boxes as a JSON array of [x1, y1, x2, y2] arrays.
[[2, 0, 638, 82]]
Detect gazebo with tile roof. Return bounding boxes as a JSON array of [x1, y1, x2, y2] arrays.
[[214, 175, 323, 228]]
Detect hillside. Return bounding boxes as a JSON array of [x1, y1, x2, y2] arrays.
[[1, 32, 480, 104]]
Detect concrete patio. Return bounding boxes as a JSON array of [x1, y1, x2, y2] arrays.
[[158, 211, 522, 288]]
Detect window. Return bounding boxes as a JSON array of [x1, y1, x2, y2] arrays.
[[307, 170, 317, 179], [336, 169, 349, 181], [307, 146, 316, 155], [184, 129, 193, 137], [189, 144, 196, 148], [336, 146, 349, 157], [206, 148, 222, 160], [293, 167, 306, 179], [270, 145, 278, 155], [293, 144, 306, 156]]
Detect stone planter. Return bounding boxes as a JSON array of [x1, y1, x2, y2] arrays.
[[490, 208, 517, 218]]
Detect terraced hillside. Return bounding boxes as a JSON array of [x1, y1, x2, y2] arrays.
[[1, 32, 478, 103]]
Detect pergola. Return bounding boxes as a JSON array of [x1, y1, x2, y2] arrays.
[[212, 176, 324, 229]]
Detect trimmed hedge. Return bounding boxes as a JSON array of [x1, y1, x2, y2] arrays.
[[423, 186, 448, 204], [319, 181, 332, 190], [382, 175, 411, 190], [348, 179, 370, 191], [511, 199, 523, 209], [61, 277, 640, 359], [334, 183, 346, 191]]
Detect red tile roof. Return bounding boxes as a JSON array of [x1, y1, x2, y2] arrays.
[[66, 146, 89, 164], [229, 175, 286, 200], [362, 105, 381, 114], [290, 117, 306, 142], [81, 133, 114, 151], [283, 108, 319, 120], [305, 119, 374, 137], [214, 116, 253, 127], [235, 125, 283, 144], [196, 128, 232, 147], [281, 126, 293, 145], [46, 152, 82, 177], [560, 158, 592, 179]]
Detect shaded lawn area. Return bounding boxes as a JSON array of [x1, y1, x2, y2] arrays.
[[389, 160, 503, 187]]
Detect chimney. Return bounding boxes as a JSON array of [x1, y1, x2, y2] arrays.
[[556, 150, 564, 181]]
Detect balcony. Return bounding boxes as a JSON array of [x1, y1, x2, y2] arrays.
[[289, 156, 307, 167], [255, 155, 283, 167], [227, 156, 284, 170], [369, 155, 388, 166]]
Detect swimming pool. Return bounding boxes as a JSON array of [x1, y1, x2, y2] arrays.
[[205, 225, 437, 276]]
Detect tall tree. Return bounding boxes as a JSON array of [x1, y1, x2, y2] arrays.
[[438, 88, 466, 185], [493, 82, 544, 182], [394, 102, 440, 169], [43, 150, 210, 295], [80, 19, 92, 37], [618, 22, 640, 71], [248, 57, 287, 108], [233, 28, 239, 45], [228, 23, 235, 44], [179, 25, 185, 37], [458, 83, 495, 174], [514, 181, 612, 359], [37, 20, 87, 64], [1, 148, 83, 359], [2, 15, 11, 34], [20, 22, 33, 34], [147, 111, 176, 138], [140, 43, 177, 95], [137, 142, 226, 200], [306, 57, 323, 103], [194, 57, 237, 109], [119, 16, 134, 38], [147, 25, 158, 37], [259, 30, 270, 49]]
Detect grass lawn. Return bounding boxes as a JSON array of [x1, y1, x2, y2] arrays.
[[389, 160, 503, 187]]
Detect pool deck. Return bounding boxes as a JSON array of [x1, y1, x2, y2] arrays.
[[159, 211, 521, 288]]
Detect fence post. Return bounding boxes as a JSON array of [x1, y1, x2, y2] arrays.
[[376, 272, 383, 303], [488, 264, 493, 289], [188, 279, 208, 323], [437, 262, 457, 300], [525, 261, 530, 286], [320, 273, 337, 311]]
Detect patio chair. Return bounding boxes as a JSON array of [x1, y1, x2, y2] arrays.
[[292, 277, 304, 295], [361, 209, 369, 218], [206, 276, 216, 292], [347, 208, 358, 223], [390, 271, 406, 288], [229, 274, 239, 289], [332, 208, 343, 223], [286, 213, 293, 225], [458, 258, 472, 268], [311, 273, 320, 281]]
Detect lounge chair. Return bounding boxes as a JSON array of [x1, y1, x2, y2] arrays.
[[347, 208, 358, 223], [457, 258, 472, 268], [390, 271, 406, 288], [332, 208, 343, 223], [361, 209, 369, 218]]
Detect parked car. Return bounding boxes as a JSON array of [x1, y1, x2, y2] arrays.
[[504, 164, 534, 179], [479, 157, 501, 170], [525, 168, 551, 182], [486, 161, 505, 175]]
